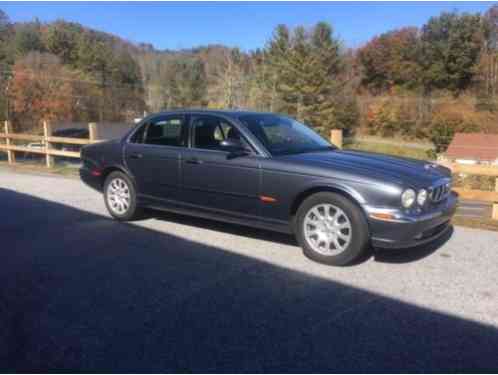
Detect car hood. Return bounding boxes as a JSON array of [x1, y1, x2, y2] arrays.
[[278, 149, 451, 187]]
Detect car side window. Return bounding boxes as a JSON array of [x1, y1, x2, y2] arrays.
[[130, 124, 146, 143], [137, 116, 186, 147], [191, 116, 246, 151]]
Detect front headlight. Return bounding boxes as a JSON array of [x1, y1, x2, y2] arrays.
[[417, 189, 428, 206], [401, 189, 416, 208]]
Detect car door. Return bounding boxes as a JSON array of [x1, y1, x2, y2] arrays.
[[180, 114, 261, 218], [124, 114, 187, 202]]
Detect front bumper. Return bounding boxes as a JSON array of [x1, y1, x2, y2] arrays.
[[366, 192, 458, 249]]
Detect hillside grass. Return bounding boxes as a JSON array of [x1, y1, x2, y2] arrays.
[[344, 140, 431, 161], [452, 216, 498, 232], [0, 159, 80, 178]]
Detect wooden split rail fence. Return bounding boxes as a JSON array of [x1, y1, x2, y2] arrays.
[[0, 125, 497, 220], [439, 162, 498, 220], [0, 121, 101, 168], [329, 129, 498, 221]]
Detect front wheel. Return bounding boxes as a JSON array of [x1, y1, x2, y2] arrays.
[[295, 192, 370, 266], [104, 171, 142, 221]]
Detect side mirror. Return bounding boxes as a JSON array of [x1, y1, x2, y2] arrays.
[[220, 139, 249, 158]]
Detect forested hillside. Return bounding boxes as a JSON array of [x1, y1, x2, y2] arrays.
[[2, 5, 498, 151]]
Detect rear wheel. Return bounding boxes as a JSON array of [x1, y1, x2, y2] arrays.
[[104, 171, 142, 221], [295, 192, 369, 266]]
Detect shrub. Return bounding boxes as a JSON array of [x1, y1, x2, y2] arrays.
[[329, 95, 360, 137], [429, 111, 478, 153], [475, 95, 498, 112], [365, 98, 417, 137]]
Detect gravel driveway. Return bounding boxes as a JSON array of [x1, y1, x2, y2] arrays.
[[1, 168, 498, 372]]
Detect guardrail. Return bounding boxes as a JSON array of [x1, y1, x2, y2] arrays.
[[0, 121, 101, 167]]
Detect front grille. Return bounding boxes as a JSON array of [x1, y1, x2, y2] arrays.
[[430, 180, 451, 203]]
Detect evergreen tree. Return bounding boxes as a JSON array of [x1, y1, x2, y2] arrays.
[[45, 20, 82, 66], [420, 11, 484, 94], [14, 22, 44, 57], [265, 22, 346, 135]]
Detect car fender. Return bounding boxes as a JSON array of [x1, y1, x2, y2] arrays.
[[295, 178, 367, 205]]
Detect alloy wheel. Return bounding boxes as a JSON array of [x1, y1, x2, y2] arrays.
[[303, 203, 352, 256]]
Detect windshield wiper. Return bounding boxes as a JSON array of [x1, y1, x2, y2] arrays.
[[294, 146, 336, 154], [272, 145, 336, 156]]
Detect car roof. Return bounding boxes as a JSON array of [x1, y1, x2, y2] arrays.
[[148, 109, 279, 120]]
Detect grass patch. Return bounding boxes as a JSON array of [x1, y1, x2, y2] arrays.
[[344, 141, 430, 160], [453, 216, 498, 232], [454, 201, 498, 232], [0, 160, 80, 178], [452, 173, 497, 191]]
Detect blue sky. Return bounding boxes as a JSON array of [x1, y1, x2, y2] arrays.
[[0, 1, 494, 50]]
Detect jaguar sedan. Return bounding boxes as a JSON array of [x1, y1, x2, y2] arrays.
[[80, 110, 457, 266]]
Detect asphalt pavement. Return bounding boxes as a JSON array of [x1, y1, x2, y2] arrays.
[[1, 169, 498, 372], [456, 199, 492, 219]]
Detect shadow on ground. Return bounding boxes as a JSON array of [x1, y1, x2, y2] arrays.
[[151, 209, 298, 247], [372, 226, 453, 264], [0, 188, 496, 372], [151, 209, 453, 265]]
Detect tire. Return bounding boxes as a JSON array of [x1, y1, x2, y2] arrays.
[[103, 171, 142, 221], [295, 192, 369, 266]]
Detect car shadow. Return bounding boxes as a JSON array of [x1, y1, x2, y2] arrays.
[[373, 225, 454, 264], [149, 209, 452, 265], [1, 188, 493, 373], [149, 209, 299, 247]]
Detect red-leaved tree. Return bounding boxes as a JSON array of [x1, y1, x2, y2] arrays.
[[9, 52, 75, 132]]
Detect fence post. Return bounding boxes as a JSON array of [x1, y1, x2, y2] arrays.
[[43, 120, 54, 168], [493, 203, 498, 221], [330, 129, 343, 149], [492, 170, 498, 221], [88, 122, 98, 142], [4, 120, 16, 164]]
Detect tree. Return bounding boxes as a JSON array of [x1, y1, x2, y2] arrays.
[[420, 11, 484, 95], [247, 49, 275, 111], [265, 22, 350, 135], [358, 27, 421, 92], [266, 24, 293, 114], [0, 9, 13, 120], [0, 9, 9, 36], [474, 4, 498, 104], [45, 20, 82, 65], [156, 56, 207, 109], [8, 52, 75, 131], [210, 48, 247, 108], [14, 22, 44, 57], [429, 111, 478, 152]]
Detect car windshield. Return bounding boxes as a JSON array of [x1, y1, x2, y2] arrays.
[[238, 114, 334, 156]]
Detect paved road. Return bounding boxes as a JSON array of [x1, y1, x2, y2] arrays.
[[456, 199, 492, 219], [1, 169, 498, 372]]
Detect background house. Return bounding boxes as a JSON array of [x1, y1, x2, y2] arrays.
[[444, 133, 498, 165]]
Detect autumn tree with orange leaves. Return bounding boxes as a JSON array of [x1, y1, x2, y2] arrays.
[[358, 27, 421, 93], [8, 52, 76, 132]]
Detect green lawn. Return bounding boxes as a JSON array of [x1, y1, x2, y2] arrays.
[[0, 160, 80, 178], [344, 140, 431, 161]]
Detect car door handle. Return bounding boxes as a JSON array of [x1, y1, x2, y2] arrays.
[[130, 153, 143, 159], [185, 158, 203, 165]]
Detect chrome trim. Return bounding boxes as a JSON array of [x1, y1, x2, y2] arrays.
[[429, 178, 451, 203]]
